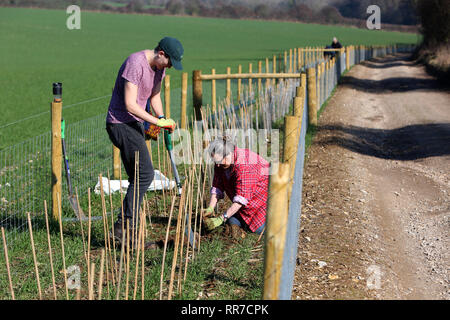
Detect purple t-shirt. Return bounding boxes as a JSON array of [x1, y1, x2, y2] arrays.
[[106, 50, 165, 124]]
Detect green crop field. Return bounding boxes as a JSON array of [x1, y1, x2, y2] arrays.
[[0, 6, 419, 149]]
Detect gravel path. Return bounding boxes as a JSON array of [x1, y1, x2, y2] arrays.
[[293, 54, 449, 300]]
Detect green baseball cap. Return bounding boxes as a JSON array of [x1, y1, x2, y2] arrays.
[[158, 37, 184, 70]]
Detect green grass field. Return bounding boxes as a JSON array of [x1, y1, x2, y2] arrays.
[[0, 6, 419, 149]]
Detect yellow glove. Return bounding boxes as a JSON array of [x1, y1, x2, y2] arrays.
[[145, 124, 161, 140], [204, 215, 224, 231], [156, 118, 176, 133], [202, 206, 214, 217]]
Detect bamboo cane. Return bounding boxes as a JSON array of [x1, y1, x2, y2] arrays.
[[1, 227, 15, 300], [88, 262, 95, 300], [131, 151, 138, 252], [115, 165, 126, 299], [99, 174, 112, 295], [141, 207, 146, 300], [168, 182, 186, 300], [125, 219, 130, 300], [57, 194, 69, 300], [98, 249, 105, 300], [43, 201, 57, 300], [177, 169, 192, 294], [133, 206, 144, 300], [107, 170, 118, 281], [160, 195, 177, 299], [87, 188, 92, 291], [182, 167, 196, 285], [27, 212, 42, 299], [75, 188, 88, 270]]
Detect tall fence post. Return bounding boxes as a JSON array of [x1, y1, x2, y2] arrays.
[[346, 46, 350, 71], [307, 68, 317, 126], [298, 48, 302, 70], [226, 67, 231, 104], [211, 68, 216, 113], [51, 84, 62, 220], [272, 55, 277, 86], [283, 115, 300, 205], [237, 65, 242, 102], [193, 70, 203, 121], [293, 93, 304, 118], [258, 61, 262, 95], [181, 72, 188, 129], [263, 162, 290, 300]]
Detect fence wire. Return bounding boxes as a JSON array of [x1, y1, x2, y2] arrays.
[[0, 44, 416, 288]]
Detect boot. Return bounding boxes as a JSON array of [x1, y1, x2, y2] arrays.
[[110, 220, 136, 248]]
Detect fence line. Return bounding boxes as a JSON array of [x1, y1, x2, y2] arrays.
[[1, 42, 416, 294]]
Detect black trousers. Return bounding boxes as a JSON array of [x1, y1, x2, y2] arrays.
[[106, 121, 154, 226]]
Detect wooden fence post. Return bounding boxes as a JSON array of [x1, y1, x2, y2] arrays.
[[273, 55, 277, 86], [298, 48, 302, 70], [301, 72, 306, 97], [346, 46, 350, 71], [258, 61, 262, 95], [248, 63, 252, 96], [164, 75, 170, 118], [193, 70, 203, 121], [226, 67, 231, 104], [181, 72, 188, 129], [307, 67, 317, 126], [211, 69, 216, 113], [283, 115, 301, 206], [316, 63, 321, 110], [237, 65, 242, 102], [51, 89, 62, 220], [263, 162, 290, 300], [289, 49, 292, 73], [293, 95, 303, 117]]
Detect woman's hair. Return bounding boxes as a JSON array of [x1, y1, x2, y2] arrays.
[[208, 135, 236, 160]]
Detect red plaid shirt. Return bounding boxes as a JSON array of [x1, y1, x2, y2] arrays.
[[211, 148, 269, 232]]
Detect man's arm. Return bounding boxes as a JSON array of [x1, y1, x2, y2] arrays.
[[149, 82, 164, 118], [124, 81, 159, 124]]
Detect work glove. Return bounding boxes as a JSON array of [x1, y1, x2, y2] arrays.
[[202, 206, 214, 217], [156, 118, 176, 133], [145, 124, 161, 141], [204, 215, 224, 231]]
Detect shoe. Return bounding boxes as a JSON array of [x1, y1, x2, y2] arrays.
[[110, 220, 137, 248], [230, 224, 245, 240]]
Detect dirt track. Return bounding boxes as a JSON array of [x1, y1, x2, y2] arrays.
[[292, 54, 449, 300]]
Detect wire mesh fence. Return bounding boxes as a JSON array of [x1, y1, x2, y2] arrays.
[[0, 43, 416, 296]]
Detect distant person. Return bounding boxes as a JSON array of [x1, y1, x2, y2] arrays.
[[324, 45, 334, 59], [331, 37, 343, 49], [325, 37, 342, 59], [106, 37, 184, 247], [203, 136, 269, 237]]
